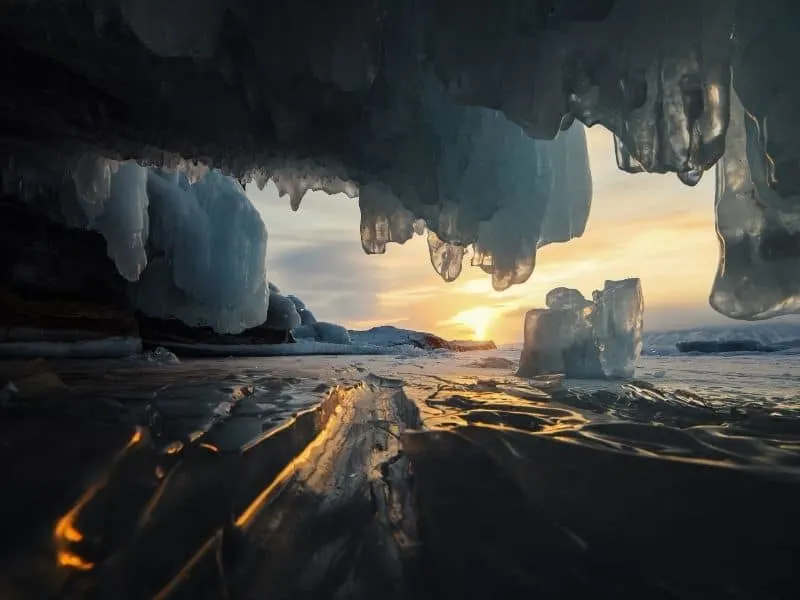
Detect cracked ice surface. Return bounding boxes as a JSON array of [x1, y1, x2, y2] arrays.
[[0, 0, 798, 320]]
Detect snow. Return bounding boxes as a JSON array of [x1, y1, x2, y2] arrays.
[[518, 279, 643, 379], [349, 326, 442, 349], [643, 322, 800, 356]]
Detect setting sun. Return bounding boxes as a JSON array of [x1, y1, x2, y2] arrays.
[[445, 306, 497, 340]]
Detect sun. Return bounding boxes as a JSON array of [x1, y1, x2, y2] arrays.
[[450, 306, 496, 340]]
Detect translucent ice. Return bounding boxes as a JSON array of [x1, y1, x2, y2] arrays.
[[546, 288, 592, 311], [518, 279, 643, 379], [517, 307, 604, 379], [710, 92, 800, 319], [591, 278, 644, 378], [133, 169, 269, 334], [72, 157, 149, 282]]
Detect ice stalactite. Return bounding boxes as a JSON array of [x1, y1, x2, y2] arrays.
[[356, 72, 592, 289], [710, 92, 800, 319], [358, 183, 417, 255], [72, 156, 150, 282]]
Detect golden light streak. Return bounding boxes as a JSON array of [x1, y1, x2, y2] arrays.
[[56, 551, 94, 571], [53, 426, 146, 571], [234, 403, 344, 529]]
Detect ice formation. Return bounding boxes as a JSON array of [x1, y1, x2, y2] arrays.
[[546, 287, 593, 311], [0, 0, 798, 321], [288, 295, 318, 325], [305, 322, 352, 345], [69, 162, 270, 335], [266, 291, 350, 344], [518, 279, 644, 379], [710, 92, 800, 319], [72, 157, 150, 282], [264, 292, 301, 331]]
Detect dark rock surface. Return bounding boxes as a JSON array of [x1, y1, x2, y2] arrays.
[[0, 197, 138, 344], [137, 314, 293, 353]]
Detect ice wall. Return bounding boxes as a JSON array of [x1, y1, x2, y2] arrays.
[[72, 161, 270, 334], [134, 169, 269, 333], [518, 279, 644, 379], [0, 0, 798, 320]]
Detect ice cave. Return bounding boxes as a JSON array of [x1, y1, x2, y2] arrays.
[[1, 2, 800, 599], [1, 0, 799, 356]]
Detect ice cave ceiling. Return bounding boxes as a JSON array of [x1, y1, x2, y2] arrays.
[[0, 0, 799, 332]]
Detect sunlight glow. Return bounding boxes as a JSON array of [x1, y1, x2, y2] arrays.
[[445, 306, 498, 340]]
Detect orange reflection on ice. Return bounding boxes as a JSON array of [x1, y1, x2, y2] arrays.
[[57, 551, 94, 571], [53, 426, 145, 571]]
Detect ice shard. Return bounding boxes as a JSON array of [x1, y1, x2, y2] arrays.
[[710, 92, 800, 319], [591, 278, 644, 378], [518, 279, 643, 379], [517, 306, 604, 379], [545, 287, 593, 311]]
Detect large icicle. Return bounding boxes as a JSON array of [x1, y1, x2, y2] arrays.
[[72, 156, 150, 282], [710, 92, 800, 319]]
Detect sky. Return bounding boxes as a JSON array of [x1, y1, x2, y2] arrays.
[[247, 126, 783, 344]]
